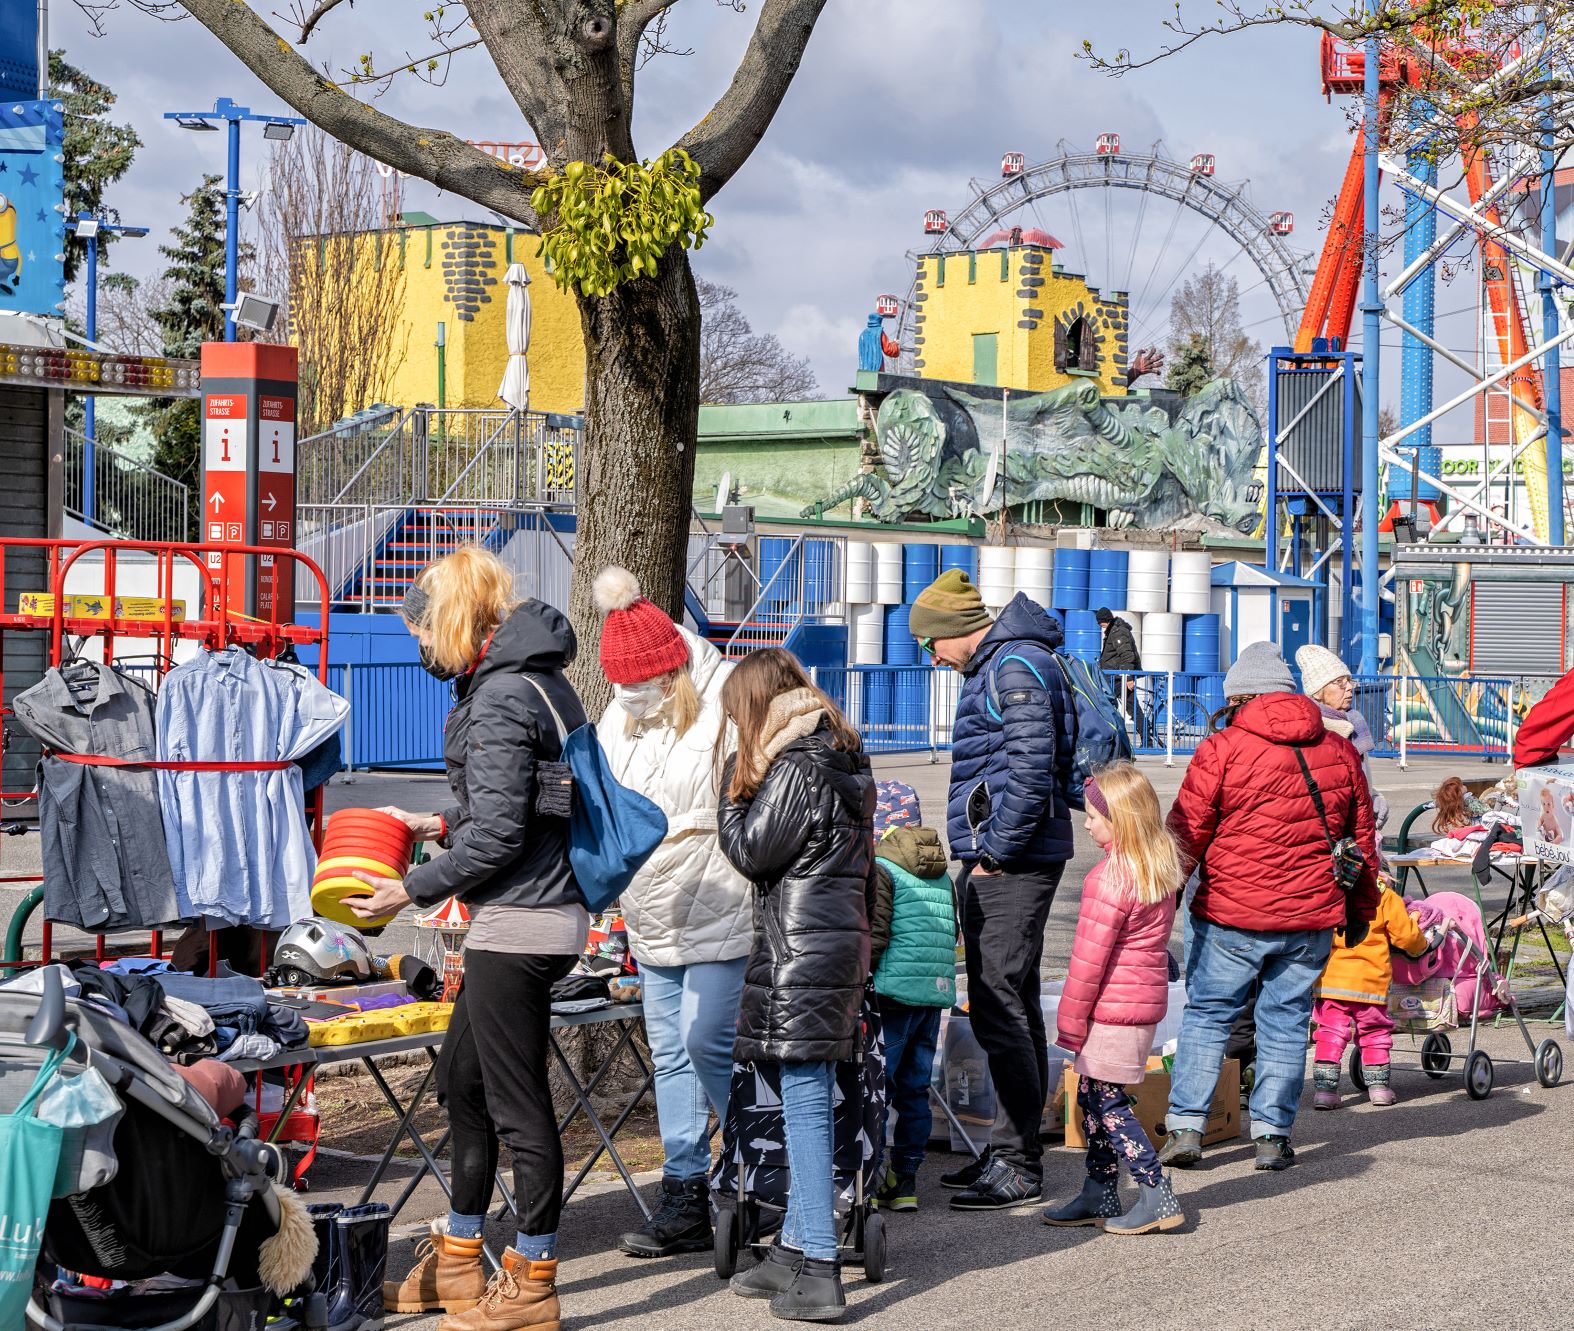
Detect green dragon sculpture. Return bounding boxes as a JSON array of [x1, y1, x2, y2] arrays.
[[803, 378, 1265, 533]]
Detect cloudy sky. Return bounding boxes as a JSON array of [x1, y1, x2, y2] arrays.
[[54, 0, 1440, 403]]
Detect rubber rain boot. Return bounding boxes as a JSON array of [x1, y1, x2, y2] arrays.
[[327, 1203, 392, 1329]]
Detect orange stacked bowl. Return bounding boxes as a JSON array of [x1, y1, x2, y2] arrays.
[[310, 809, 416, 927]]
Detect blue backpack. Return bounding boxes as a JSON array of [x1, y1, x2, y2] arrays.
[[986, 647, 1132, 810], [522, 678, 668, 913]]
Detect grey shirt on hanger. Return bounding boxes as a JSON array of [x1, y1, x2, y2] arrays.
[[12, 663, 181, 931]]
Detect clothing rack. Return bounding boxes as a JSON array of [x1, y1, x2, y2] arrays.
[[0, 536, 334, 977]]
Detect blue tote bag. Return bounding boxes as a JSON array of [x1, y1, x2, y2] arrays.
[[1, 1037, 72, 1328], [523, 678, 668, 913]]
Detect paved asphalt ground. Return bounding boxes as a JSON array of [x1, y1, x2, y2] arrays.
[[6, 752, 1567, 1329]]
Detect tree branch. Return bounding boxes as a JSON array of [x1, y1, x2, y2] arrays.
[[178, 0, 542, 223], [670, 0, 828, 202], [460, 0, 568, 154], [295, 0, 352, 43]]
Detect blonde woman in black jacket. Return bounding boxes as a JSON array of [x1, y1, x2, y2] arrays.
[[715, 648, 875, 1324]]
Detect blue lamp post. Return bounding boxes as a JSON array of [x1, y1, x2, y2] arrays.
[[74, 213, 149, 525], [162, 97, 304, 341]]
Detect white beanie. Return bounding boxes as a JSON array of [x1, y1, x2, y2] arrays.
[[1296, 644, 1351, 700]]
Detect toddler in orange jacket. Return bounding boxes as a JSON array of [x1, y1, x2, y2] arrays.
[[1312, 880, 1444, 1107]]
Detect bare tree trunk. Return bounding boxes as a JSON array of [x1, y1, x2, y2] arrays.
[[566, 249, 700, 713]]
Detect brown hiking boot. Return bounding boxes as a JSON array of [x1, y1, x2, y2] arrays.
[[384, 1220, 487, 1315], [439, 1250, 560, 1331]]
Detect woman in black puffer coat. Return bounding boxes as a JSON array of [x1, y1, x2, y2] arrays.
[[716, 648, 874, 1321]]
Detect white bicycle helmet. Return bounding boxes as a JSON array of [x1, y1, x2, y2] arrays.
[[271, 917, 376, 987]]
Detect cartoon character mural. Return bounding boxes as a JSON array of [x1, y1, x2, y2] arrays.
[[0, 100, 65, 318]]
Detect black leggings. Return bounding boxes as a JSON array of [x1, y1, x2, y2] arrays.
[[436, 949, 577, 1237]]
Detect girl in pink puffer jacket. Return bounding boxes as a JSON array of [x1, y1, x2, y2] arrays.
[[1044, 762, 1186, 1236]]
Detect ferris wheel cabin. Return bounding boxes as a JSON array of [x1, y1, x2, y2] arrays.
[[1189, 153, 1216, 176], [1001, 151, 1025, 177], [1268, 211, 1295, 235], [1095, 132, 1121, 155], [923, 209, 949, 235]]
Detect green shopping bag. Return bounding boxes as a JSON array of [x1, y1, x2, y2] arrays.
[[0, 1037, 72, 1328]]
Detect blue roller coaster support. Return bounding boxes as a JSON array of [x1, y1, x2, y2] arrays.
[[1399, 140, 1437, 460]]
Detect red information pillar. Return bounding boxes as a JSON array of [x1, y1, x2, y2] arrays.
[[199, 343, 299, 619]]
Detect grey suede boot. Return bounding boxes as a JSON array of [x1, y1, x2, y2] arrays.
[[1103, 1176, 1185, 1235], [1041, 1174, 1123, 1227], [1156, 1128, 1203, 1169]]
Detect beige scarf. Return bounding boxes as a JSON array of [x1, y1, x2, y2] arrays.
[[760, 686, 826, 761]]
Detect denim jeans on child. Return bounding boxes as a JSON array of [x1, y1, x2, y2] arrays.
[[779, 1060, 839, 1261], [876, 998, 942, 1176], [1169, 918, 1332, 1140], [638, 956, 746, 1182], [1079, 1076, 1161, 1188], [1312, 996, 1395, 1064]]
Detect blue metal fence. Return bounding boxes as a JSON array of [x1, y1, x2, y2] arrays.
[[323, 661, 1519, 769]]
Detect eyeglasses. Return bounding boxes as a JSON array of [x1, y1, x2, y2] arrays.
[[918, 636, 937, 657]]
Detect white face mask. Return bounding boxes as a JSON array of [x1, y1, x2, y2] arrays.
[[616, 680, 668, 720]]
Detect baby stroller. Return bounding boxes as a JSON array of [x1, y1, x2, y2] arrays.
[[1370, 891, 1563, 1100], [711, 991, 888, 1284], [3, 969, 319, 1331]]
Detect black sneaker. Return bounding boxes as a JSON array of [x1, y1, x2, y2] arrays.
[[949, 1158, 1042, 1210], [874, 1169, 918, 1212], [620, 1175, 711, 1257], [769, 1256, 846, 1322], [1254, 1136, 1296, 1172], [939, 1152, 990, 1190]]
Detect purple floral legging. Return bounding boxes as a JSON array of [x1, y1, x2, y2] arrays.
[[1079, 1075, 1162, 1188]]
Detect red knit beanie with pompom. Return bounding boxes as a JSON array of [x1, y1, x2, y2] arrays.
[[594, 566, 690, 685]]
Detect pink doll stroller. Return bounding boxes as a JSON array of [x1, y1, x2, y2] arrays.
[[1377, 890, 1563, 1099]]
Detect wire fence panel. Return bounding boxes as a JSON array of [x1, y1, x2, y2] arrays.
[[64, 430, 190, 543]]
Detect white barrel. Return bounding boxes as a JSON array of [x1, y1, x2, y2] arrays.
[[845, 540, 875, 603], [1142, 611, 1184, 671], [873, 542, 904, 606], [929, 667, 961, 748], [1168, 551, 1212, 615], [1013, 546, 1053, 606], [1126, 548, 1170, 613], [850, 603, 885, 664], [1123, 609, 1144, 660], [977, 545, 1016, 608]]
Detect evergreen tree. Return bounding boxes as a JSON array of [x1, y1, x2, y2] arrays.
[[1166, 333, 1216, 398], [49, 51, 140, 285], [144, 177, 248, 534]]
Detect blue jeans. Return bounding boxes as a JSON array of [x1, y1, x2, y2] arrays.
[[639, 957, 747, 1181], [876, 998, 941, 1176], [1169, 918, 1332, 1140], [779, 1061, 839, 1261]]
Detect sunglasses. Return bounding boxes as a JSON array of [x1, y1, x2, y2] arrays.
[[918, 636, 937, 657]]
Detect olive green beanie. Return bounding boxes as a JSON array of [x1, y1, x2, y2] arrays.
[[909, 569, 995, 642]]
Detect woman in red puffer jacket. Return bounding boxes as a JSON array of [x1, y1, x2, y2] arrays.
[[1158, 641, 1379, 1177]]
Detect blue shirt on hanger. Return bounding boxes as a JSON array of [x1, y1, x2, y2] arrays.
[[156, 649, 349, 929]]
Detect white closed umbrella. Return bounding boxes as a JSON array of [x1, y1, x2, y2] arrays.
[[499, 262, 532, 410]]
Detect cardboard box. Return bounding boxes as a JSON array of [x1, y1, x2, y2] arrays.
[[1521, 763, 1574, 865], [1063, 1056, 1240, 1150], [17, 592, 187, 622]]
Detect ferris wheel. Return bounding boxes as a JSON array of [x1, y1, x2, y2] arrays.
[[894, 136, 1314, 372]]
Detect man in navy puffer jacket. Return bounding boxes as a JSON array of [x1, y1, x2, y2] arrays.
[[910, 570, 1075, 1209]]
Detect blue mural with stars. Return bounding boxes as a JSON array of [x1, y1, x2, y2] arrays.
[[0, 99, 65, 319]]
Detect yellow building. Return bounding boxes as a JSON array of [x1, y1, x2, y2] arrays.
[[301, 214, 586, 416], [910, 234, 1129, 395]]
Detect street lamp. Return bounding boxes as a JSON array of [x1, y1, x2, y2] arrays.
[[74, 213, 150, 525], [163, 97, 305, 341]]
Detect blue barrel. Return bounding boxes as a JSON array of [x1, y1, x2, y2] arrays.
[[1183, 613, 1222, 674], [758, 537, 800, 613], [893, 671, 932, 749], [903, 544, 940, 602], [1387, 445, 1442, 502], [1088, 549, 1129, 612], [1052, 549, 1090, 611], [862, 670, 895, 732], [883, 604, 922, 666], [1193, 673, 1227, 720], [803, 538, 836, 609], [1063, 609, 1102, 662], [940, 544, 979, 581]]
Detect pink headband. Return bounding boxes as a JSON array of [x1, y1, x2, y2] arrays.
[[1084, 777, 1110, 820]]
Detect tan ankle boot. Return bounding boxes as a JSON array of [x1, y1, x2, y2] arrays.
[[438, 1249, 560, 1331], [384, 1220, 487, 1315]]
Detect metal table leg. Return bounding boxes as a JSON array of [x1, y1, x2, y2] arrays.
[[549, 1020, 656, 1221]]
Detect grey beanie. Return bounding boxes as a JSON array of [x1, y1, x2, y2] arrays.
[[1222, 640, 1296, 698]]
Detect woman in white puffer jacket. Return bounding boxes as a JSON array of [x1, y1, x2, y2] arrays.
[[593, 567, 753, 1261]]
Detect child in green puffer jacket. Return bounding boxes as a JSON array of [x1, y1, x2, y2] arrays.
[[868, 822, 958, 1212]]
